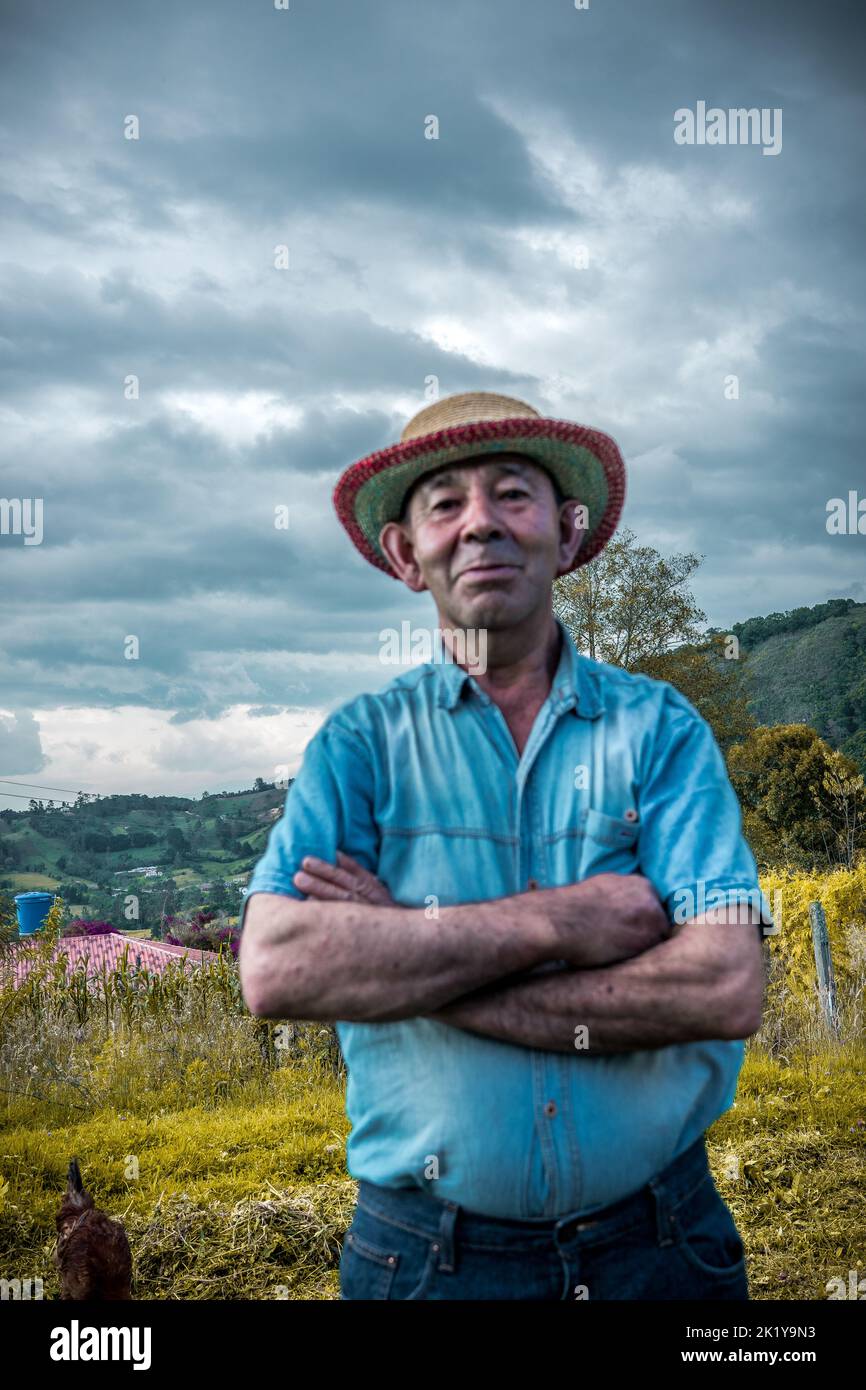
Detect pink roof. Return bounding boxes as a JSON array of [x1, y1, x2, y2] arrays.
[[2, 933, 223, 988]]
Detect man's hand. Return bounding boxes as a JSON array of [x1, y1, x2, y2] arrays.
[[535, 872, 671, 966], [429, 905, 766, 1053], [293, 851, 397, 907]]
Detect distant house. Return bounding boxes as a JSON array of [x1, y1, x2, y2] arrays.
[[3, 934, 222, 988]]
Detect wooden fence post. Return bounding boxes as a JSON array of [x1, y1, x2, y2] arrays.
[[808, 900, 838, 1033]]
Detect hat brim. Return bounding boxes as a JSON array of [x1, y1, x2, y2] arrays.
[[333, 415, 626, 579]]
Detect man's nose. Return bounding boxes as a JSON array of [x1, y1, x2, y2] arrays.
[[459, 486, 504, 540]]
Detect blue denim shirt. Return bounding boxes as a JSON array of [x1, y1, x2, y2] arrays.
[[242, 617, 770, 1219]]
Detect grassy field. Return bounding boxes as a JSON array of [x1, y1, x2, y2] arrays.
[[713, 1044, 865, 1299], [3, 871, 61, 891], [1, 1041, 863, 1301], [0, 1066, 353, 1300], [1, 890, 864, 1301]]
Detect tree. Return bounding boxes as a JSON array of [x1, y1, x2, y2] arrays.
[[58, 881, 89, 903], [639, 636, 755, 752], [82, 830, 111, 853], [554, 526, 705, 667], [154, 878, 179, 940], [165, 827, 189, 866], [727, 724, 866, 870], [205, 879, 231, 912], [553, 527, 752, 747], [215, 818, 235, 850], [842, 728, 866, 779], [0, 836, 20, 869], [818, 748, 866, 869]]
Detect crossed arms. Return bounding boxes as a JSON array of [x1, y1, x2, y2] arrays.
[[239, 857, 767, 1054]]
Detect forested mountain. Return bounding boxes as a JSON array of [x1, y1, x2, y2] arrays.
[[731, 599, 866, 772]]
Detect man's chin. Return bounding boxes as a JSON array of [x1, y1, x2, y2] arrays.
[[443, 592, 525, 632]]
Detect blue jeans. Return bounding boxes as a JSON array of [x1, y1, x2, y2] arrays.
[[340, 1134, 749, 1300]]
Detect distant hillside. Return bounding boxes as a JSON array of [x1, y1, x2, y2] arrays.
[[2, 598, 864, 901], [731, 599, 866, 772], [0, 782, 290, 899]]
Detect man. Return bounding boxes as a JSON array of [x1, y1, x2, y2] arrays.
[[239, 390, 771, 1301]]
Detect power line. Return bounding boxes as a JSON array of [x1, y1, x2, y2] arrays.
[[0, 779, 96, 796]]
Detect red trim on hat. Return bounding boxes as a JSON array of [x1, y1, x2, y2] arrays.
[[332, 416, 626, 579]]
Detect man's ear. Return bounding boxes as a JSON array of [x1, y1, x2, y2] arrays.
[[555, 497, 587, 577], [379, 519, 429, 593]]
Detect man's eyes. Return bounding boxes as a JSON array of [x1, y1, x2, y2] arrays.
[[432, 489, 529, 511]]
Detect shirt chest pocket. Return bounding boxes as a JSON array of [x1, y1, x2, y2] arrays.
[[578, 808, 640, 878]]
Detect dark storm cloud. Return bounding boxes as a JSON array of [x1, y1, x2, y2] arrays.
[[0, 0, 864, 794], [0, 259, 521, 413]]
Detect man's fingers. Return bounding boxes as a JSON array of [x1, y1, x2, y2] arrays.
[[294, 852, 395, 906], [295, 853, 378, 901], [302, 852, 381, 892], [293, 869, 350, 900], [299, 855, 356, 890]]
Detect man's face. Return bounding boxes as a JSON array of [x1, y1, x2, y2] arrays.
[[378, 452, 585, 632]]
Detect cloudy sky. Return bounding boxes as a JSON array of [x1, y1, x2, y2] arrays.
[[1, 0, 864, 806]]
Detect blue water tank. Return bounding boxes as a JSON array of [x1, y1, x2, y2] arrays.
[[14, 891, 56, 936]]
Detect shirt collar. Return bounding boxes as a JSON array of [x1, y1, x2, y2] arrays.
[[434, 615, 604, 719]]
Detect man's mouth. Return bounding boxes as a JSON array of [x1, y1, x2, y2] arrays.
[[459, 563, 520, 581]]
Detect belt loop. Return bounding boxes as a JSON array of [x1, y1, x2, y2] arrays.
[[435, 1200, 459, 1272], [649, 1178, 674, 1248]]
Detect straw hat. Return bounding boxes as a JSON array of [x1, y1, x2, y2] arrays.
[[332, 390, 626, 579]]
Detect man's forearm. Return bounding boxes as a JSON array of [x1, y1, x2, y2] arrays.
[[240, 872, 669, 1023], [426, 917, 765, 1052], [239, 889, 553, 1021]]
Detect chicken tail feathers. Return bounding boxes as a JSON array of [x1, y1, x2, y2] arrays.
[[68, 1157, 84, 1194]]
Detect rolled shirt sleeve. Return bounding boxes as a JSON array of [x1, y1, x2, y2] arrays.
[[239, 714, 380, 930], [636, 684, 775, 932]]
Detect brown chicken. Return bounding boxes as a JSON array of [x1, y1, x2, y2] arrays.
[[55, 1157, 132, 1300]]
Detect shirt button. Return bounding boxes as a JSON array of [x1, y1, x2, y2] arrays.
[[544, 1100, 557, 1117]]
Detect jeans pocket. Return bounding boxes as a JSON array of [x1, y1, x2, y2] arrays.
[[340, 1229, 400, 1300], [341, 1209, 442, 1300], [668, 1172, 747, 1278]]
